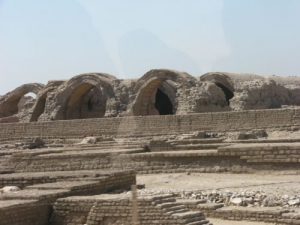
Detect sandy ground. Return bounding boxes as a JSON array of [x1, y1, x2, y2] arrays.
[[268, 130, 300, 139], [208, 218, 275, 225], [137, 173, 300, 195]]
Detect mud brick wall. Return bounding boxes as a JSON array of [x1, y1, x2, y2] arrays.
[[9, 149, 248, 173], [0, 200, 50, 225], [12, 153, 115, 173], [115, 153, 300, 173], [84, 170, 136, 194], [210, 207, 294, 224], [0, 170, 136, 190], [0, 174, 59, 188], [115, 154, 252, 174], [0, 172, 136, 225], [0, 108, 298, 141], [218, 144, 300, 164], [186, 203, 299, 225], [51, 195, 206, 225], [10, 148, 300, 174]]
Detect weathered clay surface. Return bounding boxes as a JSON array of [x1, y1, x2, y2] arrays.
[[0, 83, 44, 121], [2, 70, 300, 123]]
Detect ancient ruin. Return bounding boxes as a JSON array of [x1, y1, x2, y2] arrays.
[[2, 69, 300, 123], [0, 70, 300, 225]]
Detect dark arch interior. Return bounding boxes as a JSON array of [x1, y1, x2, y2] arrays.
[[30, 96, 46, 122], [155, 88, 174, 115], [215, 82, 234, 105], [65, 85, 106, 120], [87, 98, 94, 111]]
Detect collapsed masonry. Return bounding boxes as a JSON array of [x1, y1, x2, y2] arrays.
[[2, 69, 300, 123]]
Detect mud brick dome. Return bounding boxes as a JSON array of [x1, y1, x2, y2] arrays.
[[2, 69, 300, 123]]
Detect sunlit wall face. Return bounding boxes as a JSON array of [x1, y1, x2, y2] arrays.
[[1, 0, 300, 95]]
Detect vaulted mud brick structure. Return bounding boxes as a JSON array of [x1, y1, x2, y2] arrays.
[[1, 69, 300, 225]]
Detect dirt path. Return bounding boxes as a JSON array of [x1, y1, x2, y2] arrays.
[[137, 173, 300, 195]]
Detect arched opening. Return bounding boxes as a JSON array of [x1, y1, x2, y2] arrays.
[[0, 92, 38, 118], [30, 95, 47, 122], [0, 83, 44, 118], [50, 73, 117, 121], [200, 73, 235, 107], [132, 79, 176, 116], [65, 83, 106, 120], [215, 82, 234, 105], [18, 92, 37, 112], [155, 88, 173, 115], [130, 69, 196, 116]]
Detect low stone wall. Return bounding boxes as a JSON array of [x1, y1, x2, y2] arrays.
[[12, 152, 116, 173], [218, 143, 300, 163], [0, 170, 136, 225], [0, 108, 298, 141], [116, 153, 249, 174], [0, 170, 136, 190], [3, 148, 250, 173], [10, 148, 300, 174], [0, 200, 50, 225], [51, 194, 209, 225], [212, 206, 289, 223], [206, 205, 299, 225], [181, 201, 300, 225]]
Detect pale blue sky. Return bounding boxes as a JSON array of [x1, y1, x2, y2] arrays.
[[1, 0, 300, 94]]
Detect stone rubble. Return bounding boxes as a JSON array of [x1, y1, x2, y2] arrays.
[[132, 189, 300, 209], [0, 186, 20, 194]]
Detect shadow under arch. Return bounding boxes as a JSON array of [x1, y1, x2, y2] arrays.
[[0, 83, 44, 118], [30, 92, 47, 122], [131, 69, 195, 116], [200, 72, 235, 105], [52, 73, 116, 120]]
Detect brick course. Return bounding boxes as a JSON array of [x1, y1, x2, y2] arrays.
[[0, 108, 297, 141]]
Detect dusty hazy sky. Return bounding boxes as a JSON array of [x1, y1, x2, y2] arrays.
[[1, 0, 300, 94]]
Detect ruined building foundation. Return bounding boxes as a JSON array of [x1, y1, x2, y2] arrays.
[[0, 70, 300, 225]]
